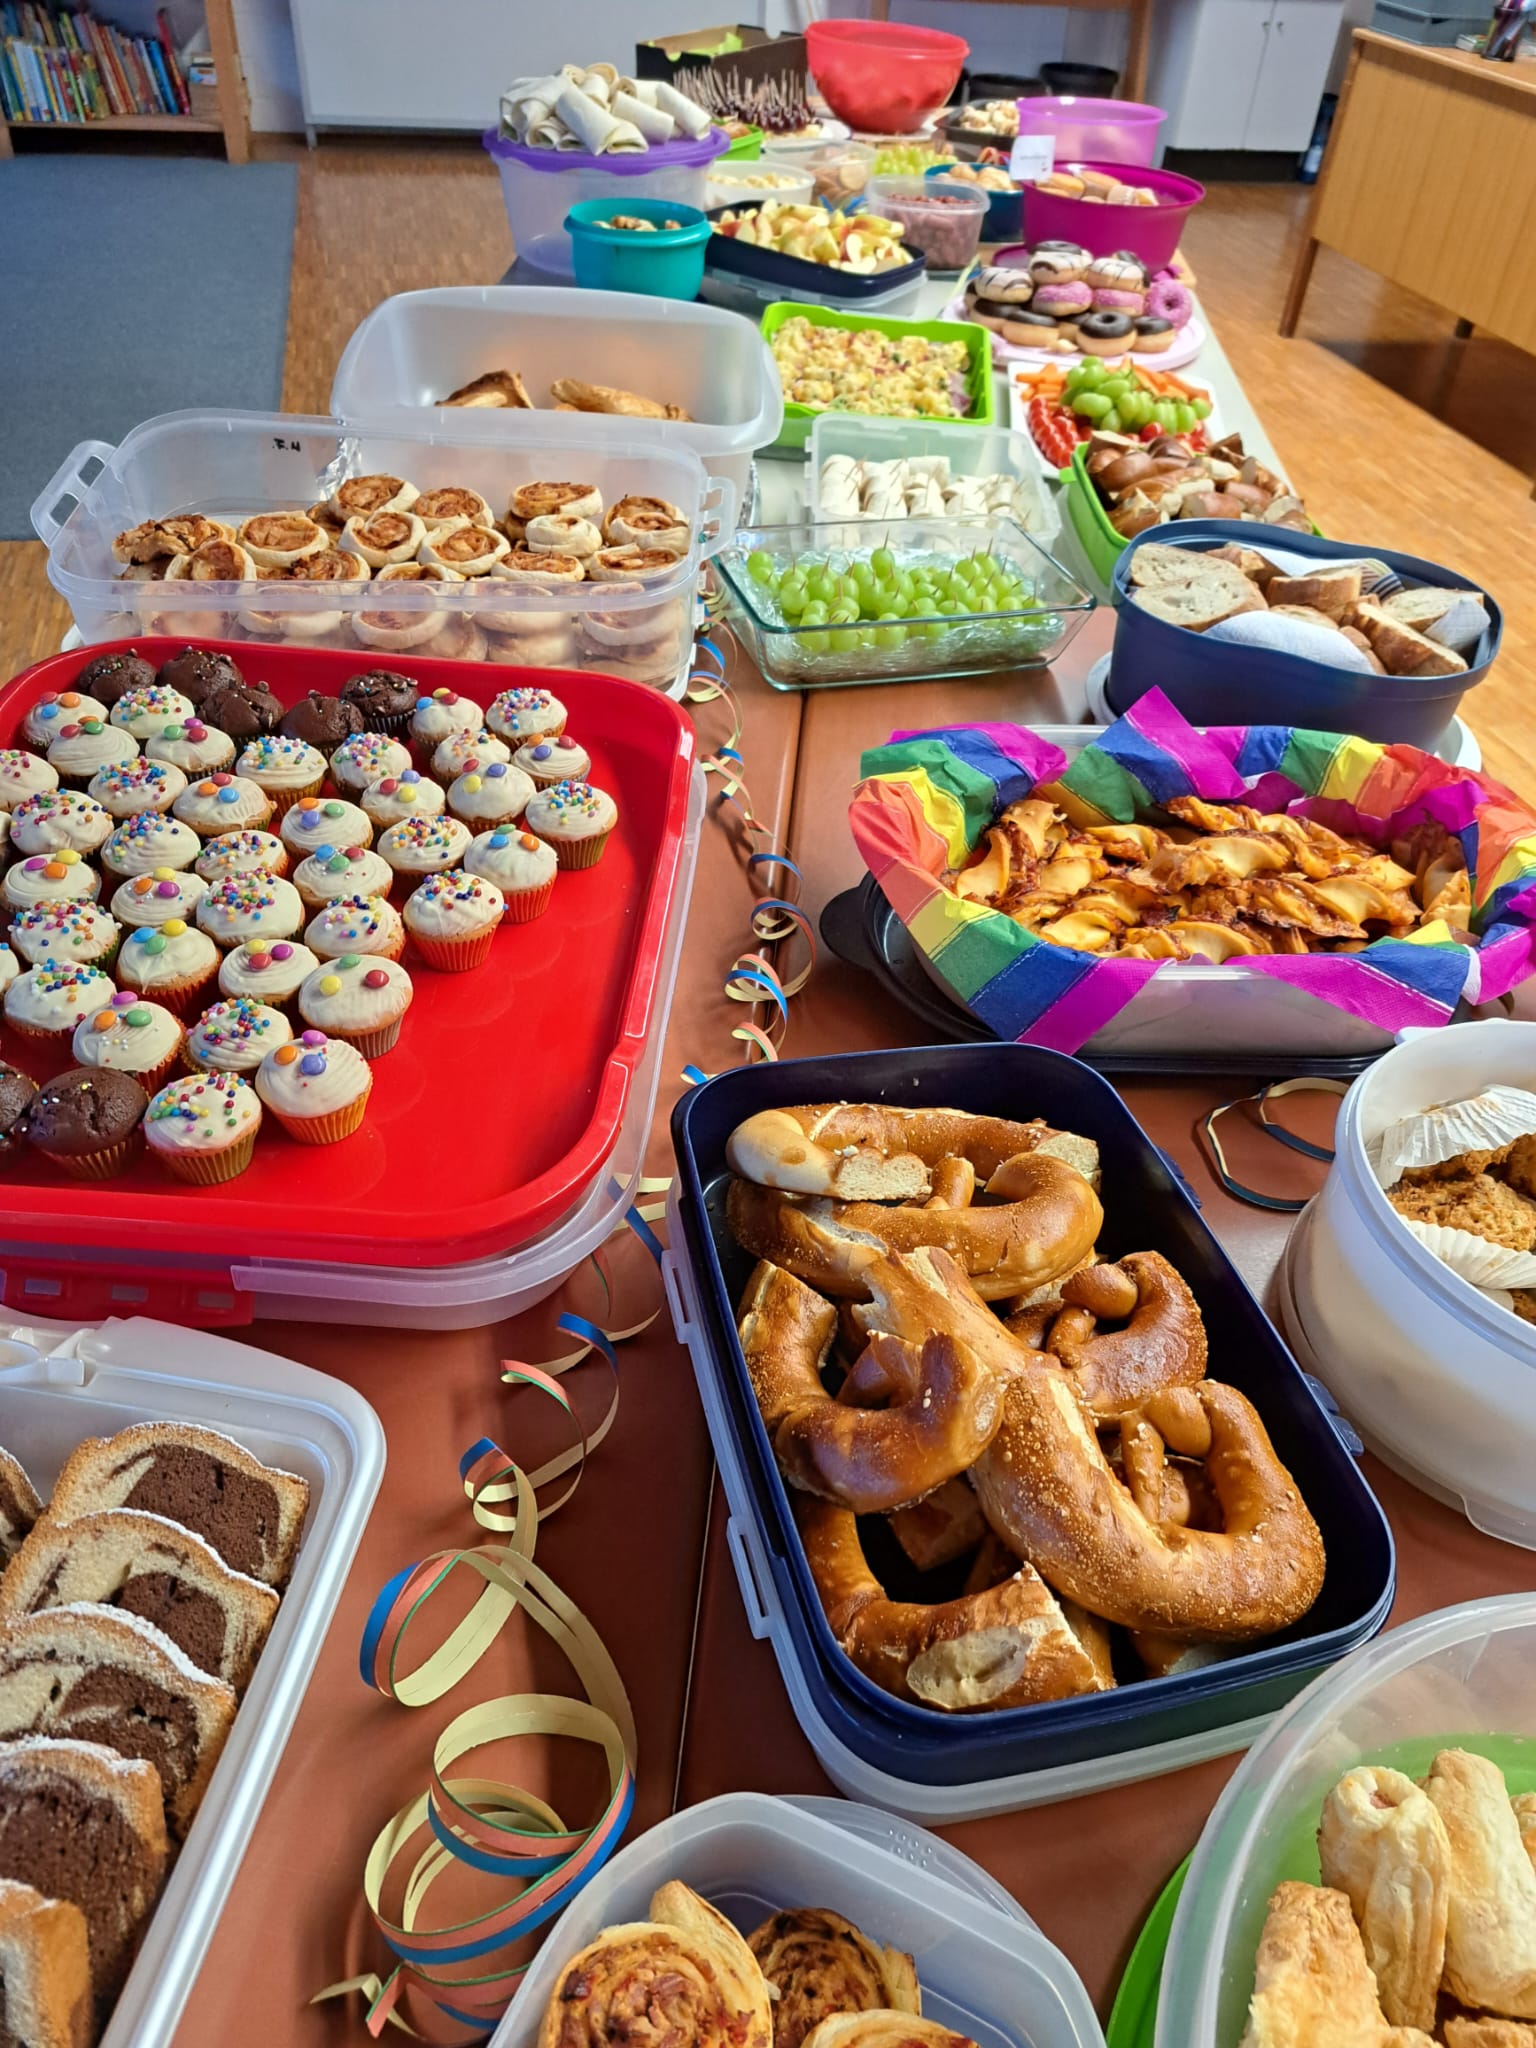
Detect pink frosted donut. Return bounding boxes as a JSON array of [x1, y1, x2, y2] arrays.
[[1147, 277, 1193, 328], [1032, 280, 1093, 317], [1093, 287, 1147, 314]]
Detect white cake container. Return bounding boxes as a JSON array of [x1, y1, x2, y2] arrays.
[[488, 1792, 1106, 2048], [0, 1314, 385, 2048], [1282, 1016, 1536, 1549], [329, 285, 784, 501]]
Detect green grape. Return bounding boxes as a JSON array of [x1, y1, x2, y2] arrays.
[[870, 547, 896, 580], [800, 601, 828, 628], [1172, 401, 1196, 434], [830, 626, 860, 653], [829, 601, 858, 625], [874, 621, 908, 651], [1191, 397, 1213, 420], [802, 630, 830, 655], [746, 549, 775, 586], [917, 619, 949, 643], [894, 570, 916, 603], [1153, 399, 1178, 429], [1101, 406, 1123, 435], [1072, 391, 1113, 420]]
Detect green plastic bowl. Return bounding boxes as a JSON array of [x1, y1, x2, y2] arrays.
[[1062, 441, 1130, 586], [760, 300, 997, 450], [565, 196, 711, 299], [723, 126, 765, 160]]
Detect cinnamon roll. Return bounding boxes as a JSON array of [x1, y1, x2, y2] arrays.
[[237, 512, 329, 569], [341, 510, 428, 569], [748, 1911, 919, 2048], [604, 495, 690, 556], [525, 513, 603, 560], [164, 537, 257, 584], [418, 524, 511, 576], [804, 2019, 977, 2048], [237, 548, 369, 641], [510, 480, 603, 525], [306, 500, 346, 541], [112, 514, 232, 564], [329, 474, 419, 521], [491, 549, 587, 587], [413, 485, 496, 536], [537, 1882, 772, 2048], [590, 546, 682, 584]]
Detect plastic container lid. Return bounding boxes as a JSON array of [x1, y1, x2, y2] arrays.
[[482, 123, 729, 174]]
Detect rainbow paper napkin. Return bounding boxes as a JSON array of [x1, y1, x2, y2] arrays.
[[849, 690, 1536, 1053]]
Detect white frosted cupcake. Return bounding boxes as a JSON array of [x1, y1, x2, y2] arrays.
[[445, 761, 534, 829], [409, 687, 482, 752], [0, 945, 18, 996], [2, 851, 99, 916], [431, 729, 510, 781], [174, 772, 274, 838], [292, 845, 394, 910], [486, 686, 566, 746], [360, 769, 444, 830], [145, 1070, 263, 1183], [46, 718, 138, 784], [22, 689, 109, 749], [9, 899, 121, 970], [4, 961, 117, 1047], [184, 995, 293, 1074], [297, 951, 413, 1057], [305, 894, 405, 963], [331, 732, 411, 796], [513, 735, 591, 789], [523, 779, 617, 871], [377, 814, 472, 881], [218, 938, 320, 1009], [402, 867, 504, 971], [110, 683, 196, 740], [73, 993, 185, 1092], [111, 866, 208, 930], [101, 811, 202, 882], [235, 734, 327, 817], [195, 873, 307, 951], [280, 797, 373, 859], [255, 1030, 371, 1144], [0, 750, 59, 808], [195, 829, 289, 883], [463, 825, 557, 922], [116, 917, 220, 1016], [87, 756, 188, 818], [10, 788, 114, 857], [144, 719, 237, 775]]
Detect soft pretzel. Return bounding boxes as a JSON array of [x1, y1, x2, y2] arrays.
[[737, 1262, 1009, 1515], [853, 1246, 1325, 1640], [796, 1496, 1111, 1712], [726, 1156, 1103, 1303], [1046, 1253, 1208, 1418], [725, 1102, 1100, 1200]]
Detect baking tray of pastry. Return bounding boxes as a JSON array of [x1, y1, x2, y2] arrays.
[[668, 1045, 1396, 1795], [0, 1312, 383, 2047], [0, 640, 696, 1272]]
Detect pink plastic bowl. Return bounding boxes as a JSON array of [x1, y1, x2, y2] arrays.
[[1015, 96, 1166, 167], [1021, 159, 1205, 270], [805, 19, 969, 135]]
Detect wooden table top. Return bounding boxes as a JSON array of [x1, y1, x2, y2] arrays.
[[1353, 27, 1536, 101]]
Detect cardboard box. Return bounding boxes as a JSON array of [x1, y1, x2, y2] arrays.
[[634, 25, 807, 93]]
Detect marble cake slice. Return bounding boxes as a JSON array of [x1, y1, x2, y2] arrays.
[[0, 1454, 42, 1563], [0, 1876, 92, 2048]]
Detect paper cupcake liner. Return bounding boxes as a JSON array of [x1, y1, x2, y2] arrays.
[[127, 969, 217, 1020], [1374, 1086, 1536, 1187], [7, 1019, 76, 1047], [131, 1044, 187, 1093], [1399, 1217, 1536, 1289], [408, 926, 497, 973], [314, 931, 405, 965], [272, 1085, 371, 1145], [327, 1016, 403, 1059], [260, 778, 325, 821], [155, 1127, 260, 1184], [48, 1130, 145, 1181], [502, 880, 554, 924], [447, 802, 526, 831], [548, 828, 611, 872]]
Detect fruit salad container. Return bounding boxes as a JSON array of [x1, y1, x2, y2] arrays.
[[711, 514, 1093, 690]]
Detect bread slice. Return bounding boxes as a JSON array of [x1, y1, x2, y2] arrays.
[[0, 1739, 167, 2002], [1208, 543, 1278, 586], [0, 1510, 278, 1693], [1269, 605, 1343, 632], [1381, 586, 1483, 634], [0, 1452, 42, 1562], [1350, 600, 1469, 677], [0, 1878, 91, 2048], [48, 1423, 309, 1590], [0, 1606, 236, 1840], [1339, 625, 1385, 674], [1132, 564, 1268, 632], [1127, 542, 1208, 591], [1265, 567, 1362, 620]]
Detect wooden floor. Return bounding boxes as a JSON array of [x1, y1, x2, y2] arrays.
[[4, 141, 1532, 791]]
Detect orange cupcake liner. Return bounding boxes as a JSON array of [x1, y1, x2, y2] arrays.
[[501, 881, 554, 924], [125, 970, 217, 1020], [155, 1127, 259, 1184], [408, 925, 497, 973], [50, 1130, 146, 1181], [260, 778, 325, 821], [272, 1084, 371, 1145], [548, 829, 611, 872], [6, 1018, 74, 1045]]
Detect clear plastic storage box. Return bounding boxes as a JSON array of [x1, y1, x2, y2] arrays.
[[0, 1314, 385, 2046], [808, 415, 1062, 551], [329, 286, 783, 502], [484, 124, 729, 279]]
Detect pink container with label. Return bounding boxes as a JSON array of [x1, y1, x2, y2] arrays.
[[1019, 158, 1204, 270], [1015, 95, 1166, 165]]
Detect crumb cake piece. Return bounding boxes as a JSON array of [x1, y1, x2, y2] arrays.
[[1386, 1172, 1536, 1252]]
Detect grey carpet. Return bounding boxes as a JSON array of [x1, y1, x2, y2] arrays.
[[0, 157, 297, 540]]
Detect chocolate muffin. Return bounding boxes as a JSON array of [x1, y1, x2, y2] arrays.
[[156, 646, 245, 708], [24, 1067, 148, 1180], [0, 1066, 38, 1165], [340, 669, 418, 737], [73, 650, 157, 709], [280, 690, 364, 750], [196, 678, 283, 741]]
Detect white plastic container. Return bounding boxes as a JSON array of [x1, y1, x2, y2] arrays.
[[809, 415, 1061, 551], [1159, 1593, 1536, 2048], [330, 285, 784, 502], [705, 164, 817, 208], [486, 126, 729, 280], [33, 409, 732, 659], [0, 764, 703, 1332], [488, 1792, 1107, 2048], [0, 1314, 385, 2048], [1283, 1016, 1536, 1549]]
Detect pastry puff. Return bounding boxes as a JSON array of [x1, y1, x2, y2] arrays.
[[1444, 2025, 1536, 2047], [589, 545, 681, 583], [352, 562, 462, 652], [328, 474, 418, 521], [238, 548, 370, 642], [341, 511, 427, 570], [510, 480, 603, 524], [803, 2020, 977, 2048], [1426, 1750, 1536, 2018], [604, 494, 690, 556], [1318, 1766, 1449, 2032], [524, 513, 603, 559], [536, 1880, 772, 2048], [1239, 1883, 1436, 2048], [412, 486, 496, 536], [237, 513, 329, 570], [112, 514, 232, 564], [165, 537, 257, 584], [417, 525, 510, 576], [748, 1906, 918, 2048]]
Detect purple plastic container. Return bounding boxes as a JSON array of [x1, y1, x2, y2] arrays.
[[1015, 95, 1165, 165], [483, 123, 730, 278], [1020, 158, 1204, 270]]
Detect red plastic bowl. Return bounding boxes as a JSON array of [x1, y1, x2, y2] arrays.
[[1020, 158, 1205, 271], [805, 19, 968, 135]]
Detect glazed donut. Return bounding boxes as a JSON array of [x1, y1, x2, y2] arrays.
[[1147, 277, 1193, 328], [1092, 288, 1146, 315], [856, 1245, 1326, 1640], [795, 1495, 1112, 1712], [1045, 1252, 1208, 1418], [1032, 281, 1093, 319], [737, 1262, 1008, 1514], [747, 1910, 918, 2048], [726, 1102, 1099, 1200], [1075, 311, 1136, 355], [726, 1152, 1103, 1302], [1086, 251, 1148, 292]]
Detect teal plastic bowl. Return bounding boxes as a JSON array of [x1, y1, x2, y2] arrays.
[[564, 196, 711, 298]]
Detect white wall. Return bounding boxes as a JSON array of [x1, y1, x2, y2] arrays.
[[815, 0, 1128, 83]]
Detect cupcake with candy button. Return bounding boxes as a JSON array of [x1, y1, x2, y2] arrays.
[[116, 916, 219, 1016], [73, 992, 185, 1093], [359, 768, 445, 831], [431, 728, 510, 782], [0, 946, 18, 999], [512, 735, 590, 791], [109, 683, 196, 741], [22, 689, 109, 750], [100, 811, 202, 885], [9, 899, 121, 972], [111, 866, 208, 931], [194, 829, 289, 883], [0, 813, 10, 865], [4, 961, 117, 1049], [145, 1070, 263, 1184], [291, 844, 394, 912], [255, 1029, 372, 1145], [195, 872, 307, 952], [305, 893, 405, 964], [45, 717, 138, 787], [280, 796, 373, 860], [143, 719, 237, 776], [2, 851, 99, 919], [218, 938, 320, 1011], [377, 814, 472, 883], [402, 867, 505, 972], [445, 759, 533, 830], [409, 687, 482, 754], [463, 826, 557, 923], [10, 788, 114, 859], [486, 686, 566, 748], [0, 750, 59, 809], [523, 779, 617, 871], [297, 951, 413, 1057], [173, 771, 276, 838], [330, 731, 411, 797], [86, 756, 188, 819], [235, 734, 327, 819], [184, 995, 293, 1076]]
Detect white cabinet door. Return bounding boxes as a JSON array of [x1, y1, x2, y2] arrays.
[[1163, 0, 1274, 149], [1244, 0, 1344, 149]]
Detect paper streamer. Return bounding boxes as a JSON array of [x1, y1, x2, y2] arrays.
[[1202, 1077, 1348, 1212]]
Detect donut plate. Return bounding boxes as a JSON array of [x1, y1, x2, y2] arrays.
[[944, 291, 1207, 373]]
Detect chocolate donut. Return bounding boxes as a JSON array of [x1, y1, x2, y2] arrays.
[[1132, 315, 1175, 354], [1076, 310, 1137, 356]]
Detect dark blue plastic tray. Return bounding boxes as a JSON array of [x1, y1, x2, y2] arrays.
[[672, 1044, 1397, 1788], [704, 204, 928, 301]]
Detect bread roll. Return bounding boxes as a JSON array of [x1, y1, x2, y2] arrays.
[[1265, 568, 1362, 620], [1350, 600, 1470, 678]]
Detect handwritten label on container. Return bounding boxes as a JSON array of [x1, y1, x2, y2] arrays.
[[1009, 134, 1056, 182]]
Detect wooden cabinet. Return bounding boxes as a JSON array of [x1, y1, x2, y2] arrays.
[[1149, 0, 1345, 152]]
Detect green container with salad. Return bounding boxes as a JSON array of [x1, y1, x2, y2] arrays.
[[761, 300, 997, 450]]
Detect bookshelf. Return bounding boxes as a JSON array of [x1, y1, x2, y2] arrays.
[[0, 0, 248, 160]]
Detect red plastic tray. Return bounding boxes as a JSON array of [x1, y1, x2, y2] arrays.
[[0, 640, 696, 1268]]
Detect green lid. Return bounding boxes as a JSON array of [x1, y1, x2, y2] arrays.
[[1107, 1859, 1187, 2048]]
